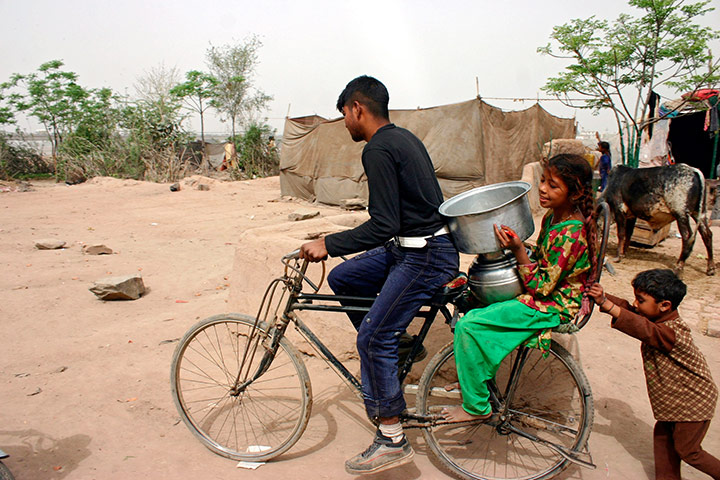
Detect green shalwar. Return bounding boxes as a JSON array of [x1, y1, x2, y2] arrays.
[[454, 213, 590, 416]]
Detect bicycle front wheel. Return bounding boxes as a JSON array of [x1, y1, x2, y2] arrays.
[[171, 313, 312, 461], [417, 340, 593, 480]]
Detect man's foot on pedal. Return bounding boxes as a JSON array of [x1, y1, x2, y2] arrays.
[[397, 344, 427, 367], [345, 430, 415, 475], [398, 333, 427, 367], [441, 405, 491, 423]]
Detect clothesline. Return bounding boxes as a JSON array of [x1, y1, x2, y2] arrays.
[[479, 96, 589, 102]]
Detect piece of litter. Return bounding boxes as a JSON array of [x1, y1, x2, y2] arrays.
[[247, 445, 271, 453], [150, 222, 158, 226], [236, 445, 271, 470]]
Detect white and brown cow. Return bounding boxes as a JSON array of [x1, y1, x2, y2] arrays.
[[601, 163, 715, 275]]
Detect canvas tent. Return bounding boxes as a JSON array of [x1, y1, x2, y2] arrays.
[[279, 98, 576, 205], [642, 89, 720, 179]]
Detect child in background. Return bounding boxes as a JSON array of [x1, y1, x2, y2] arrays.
[[588, 270, 719, 480], [443, 153, 598, 423], [597, 140, 612, 191]]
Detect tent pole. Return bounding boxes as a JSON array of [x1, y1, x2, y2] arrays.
[[711, 132, 719, 179]]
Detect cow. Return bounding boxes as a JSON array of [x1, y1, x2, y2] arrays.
[[601, 163, 715, 276]]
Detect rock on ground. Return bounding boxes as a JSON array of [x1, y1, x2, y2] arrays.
[[89, 274, 146, 300], [35, 239, 66, 250]]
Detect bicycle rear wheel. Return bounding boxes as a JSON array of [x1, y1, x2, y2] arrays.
[[417, 340, 593, 480], [171, 313, 312, 461]]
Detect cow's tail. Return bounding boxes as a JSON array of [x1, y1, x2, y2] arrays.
[[693, 166, 707, 219], [689, 166, 708, 234]]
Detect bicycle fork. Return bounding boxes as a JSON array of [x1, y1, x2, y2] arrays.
[[488, 347, 596, 470], [230, 312, 293, 396]]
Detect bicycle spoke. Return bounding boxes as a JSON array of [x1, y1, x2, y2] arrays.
[[172, 315, 311, 461], [418, 341, 592, 480]]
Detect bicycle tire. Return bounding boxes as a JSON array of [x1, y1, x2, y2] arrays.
[[0, 461, 14, 480], [171, 313, 312, 461], [417, 340, 593, 480]]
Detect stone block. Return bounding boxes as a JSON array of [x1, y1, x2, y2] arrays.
[[288, 210, 320, 221], [35, 239, 66, 250], [90, 274, 146, 301], [706, 319, 720, 338]]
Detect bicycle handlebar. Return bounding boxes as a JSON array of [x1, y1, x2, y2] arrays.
[[283, 249, 301, 260], [281, 249, 322, 292]]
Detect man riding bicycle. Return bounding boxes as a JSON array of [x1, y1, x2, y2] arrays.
[[299, 75, 459, 475]]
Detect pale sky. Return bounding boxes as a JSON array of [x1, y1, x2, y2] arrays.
[[2, 0, 719, 137]]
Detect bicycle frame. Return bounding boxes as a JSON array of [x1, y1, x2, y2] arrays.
[[249, 252, 454, 394], [237, 252, 595, 466]]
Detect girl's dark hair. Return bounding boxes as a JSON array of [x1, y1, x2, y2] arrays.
[[542, 154, 599, 309], [632, 269, 687, 310], [336, 75, 390, 120]]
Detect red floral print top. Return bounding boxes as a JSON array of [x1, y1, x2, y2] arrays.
[[516, 211, 590, 323]]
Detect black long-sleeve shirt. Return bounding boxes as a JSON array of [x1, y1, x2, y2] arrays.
[[325, 124, 446, 257]]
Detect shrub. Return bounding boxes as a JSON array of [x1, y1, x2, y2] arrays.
[[0, 133, 51, 180]]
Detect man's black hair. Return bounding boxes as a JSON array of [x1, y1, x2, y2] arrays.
[[336, 75, 390, 120], [631, 268, 687, 310], [598, 141, 610, 151]]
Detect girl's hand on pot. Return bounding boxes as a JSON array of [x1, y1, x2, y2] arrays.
[[494, 224, 523, 252]]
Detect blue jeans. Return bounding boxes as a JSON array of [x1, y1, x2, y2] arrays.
[[327, 235, 459, 418]]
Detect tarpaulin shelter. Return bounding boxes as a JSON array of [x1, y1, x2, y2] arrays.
[[653, 89, 720, 179], [279, 98, 576, 205]]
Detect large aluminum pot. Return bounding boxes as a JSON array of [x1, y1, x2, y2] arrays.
[[439, 181, 534, 254]]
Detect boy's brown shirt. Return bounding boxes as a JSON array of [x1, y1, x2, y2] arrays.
[[607, 294, 718, 422]]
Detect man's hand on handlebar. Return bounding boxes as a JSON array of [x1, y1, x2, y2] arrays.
[[299, 238, 328, 262]]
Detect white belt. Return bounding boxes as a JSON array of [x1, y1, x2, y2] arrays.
[[395, 225, 450, 248]]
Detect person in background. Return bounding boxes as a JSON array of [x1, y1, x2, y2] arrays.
[[588, 269, 720, 480], [596, 132, 612, 191]]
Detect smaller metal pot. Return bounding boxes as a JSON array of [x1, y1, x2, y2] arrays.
[[467, 250, 529, 307]]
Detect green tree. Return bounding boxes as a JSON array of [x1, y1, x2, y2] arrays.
[[4, 60, 94, 166], [133, 63, 185, 135], [0, 87, 14, 126], [170, 70, 219, 147], [232, 121, 278, 178], [538, 0, 719, 166], [206, 36, 273, 138]]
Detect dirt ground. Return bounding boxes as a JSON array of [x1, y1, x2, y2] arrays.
[[1, 175, 719, 480]]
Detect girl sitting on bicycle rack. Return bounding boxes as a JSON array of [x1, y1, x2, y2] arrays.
[[443, 153, 599, 423]]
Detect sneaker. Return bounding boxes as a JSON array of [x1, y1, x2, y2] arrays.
[[397, 333, 427, 368], [345, 431, 415, 475]]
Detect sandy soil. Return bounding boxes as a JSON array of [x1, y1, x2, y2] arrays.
[[1, 175, 719, 480]]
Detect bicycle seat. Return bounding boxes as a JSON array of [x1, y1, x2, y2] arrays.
[[430, 272, 468, 306]]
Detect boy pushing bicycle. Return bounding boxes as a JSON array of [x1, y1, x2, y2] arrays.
[[588, 269, 720, 479]]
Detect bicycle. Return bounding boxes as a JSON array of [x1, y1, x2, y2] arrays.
[[170, 203, 610, 480]]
